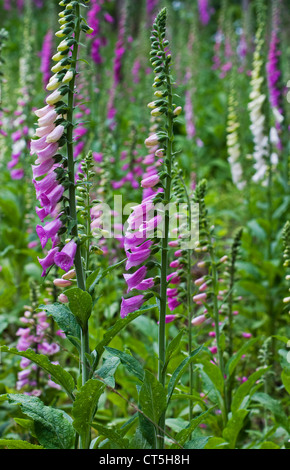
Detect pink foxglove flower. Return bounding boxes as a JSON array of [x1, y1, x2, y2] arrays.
[[54, 240, 77, 272]]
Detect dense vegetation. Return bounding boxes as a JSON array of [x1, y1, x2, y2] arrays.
[[0, 0, 289, 451]]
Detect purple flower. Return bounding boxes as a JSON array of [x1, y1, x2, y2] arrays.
[[198, 0, 210, 26], [123, 265, 147, 292], [38, 247, 59, 277], [38, 184, 64, 213], [36, 218, 63, 249], [54, 240, 77, 272], [120, 295, 145, 318]]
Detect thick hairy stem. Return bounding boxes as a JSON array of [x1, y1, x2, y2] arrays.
[[66, 2, 90, 448]]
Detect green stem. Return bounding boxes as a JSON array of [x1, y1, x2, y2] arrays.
[[209, 246, 228, 426], [66, 2, 90, 448], [180, 176, 194, 420], [157, 54, 173, 451]]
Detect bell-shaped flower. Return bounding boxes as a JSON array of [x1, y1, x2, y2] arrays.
[[45, 124, 65, 143], [54, 239, 77, 272], [32, 158, 55, 178], [36, 218, 63, 249], [38, 247, 59, 277], [38, 184, 64, 213], [120, 295, 145, 318], [34, 142, 59, 163], [123, 265, 147, 292]]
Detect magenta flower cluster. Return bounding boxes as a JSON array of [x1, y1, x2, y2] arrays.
[[31, 102, 77, 276], [16, 308, 64, 395], [7, 92, 31, 180], [120, 127, 164, 318], [40, 30, 54, 89]]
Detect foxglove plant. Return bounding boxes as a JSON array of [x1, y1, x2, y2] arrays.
[[122, 8, 184, 448], [31, 0, 93, 278], [248, 4, 269, 183], [192, 180, 230, 425], [197, 0, 211, 26], [0, 29, 8, 138], [226, 85, 246, 190], [107, 3, 126, 129], [266, 0, 284, 155], [16, 286, 63, 396], [40, 30, 54, 89], [282, 222, 290, 315]]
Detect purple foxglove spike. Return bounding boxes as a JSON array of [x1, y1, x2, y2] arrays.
[[120, 295, 145, 318], [123, 265, 147, 292], [36, 218, 63, 249], [38, 247, 59, 277], [54, 240, 77, 272]]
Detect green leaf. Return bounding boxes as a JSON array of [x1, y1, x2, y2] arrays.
[[198, 360, 224, 395], [139, 370, 167, 424], [222, 409, 249, 449], [138, 370, 167, 446], [40, 302, 81, 340], [93, 305, 158, 372], [281, 370, 290, 395], [6, 394, 75, 449], [90, 423, 129, 449], [105, 347, 144, 382], [204, 437, 229, 449], [170, 408, 213, 449], [184, 436, 210, 449], [163, 329, 184, 373], [167, 345, 203, 403], [251, 392, 289, 431], [260, 441, 280, 449], [226, 338, 258, 378], [231, 367, 270, 413], [86, 259, 126, 293], [72, 378, 105, 448], [0, 439, 43, 449], [64, 287, 93, 331], [95, 356, 120, 387], [0, 346, 75, 399]]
